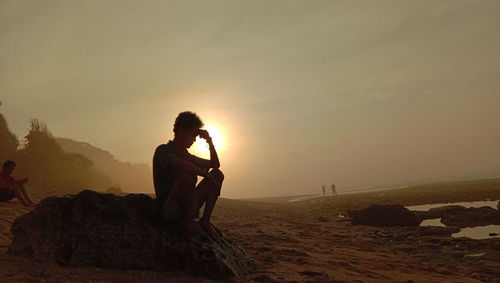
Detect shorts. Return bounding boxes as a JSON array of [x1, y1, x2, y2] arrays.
[[0, 189, 15, 202]]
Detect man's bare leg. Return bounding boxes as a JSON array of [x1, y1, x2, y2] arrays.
[[18, 185, 35, 205], [9, 184, 29, 206], [195, 169, 224, 238], [165, 173, 207, 236]]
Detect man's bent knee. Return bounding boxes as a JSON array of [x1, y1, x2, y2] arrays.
[[208, 169, 223, 197], [210, 185, 221, 197], [210, 168, 224, 184]]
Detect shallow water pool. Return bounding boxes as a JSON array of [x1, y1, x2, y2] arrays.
[[452, 225, 500, 240], [407, 200, 500, 240]]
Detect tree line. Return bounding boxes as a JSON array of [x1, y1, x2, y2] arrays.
[[0, 101, 112, 193]]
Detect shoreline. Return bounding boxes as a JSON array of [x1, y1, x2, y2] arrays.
[[240, 177, 500, 206], [1, 177, 499, 282]]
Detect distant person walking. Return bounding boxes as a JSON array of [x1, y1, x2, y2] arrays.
[[0, 160, 35, 206], [331, 183, 337, 197], [153, 111, 224, 239], [322, 185, 326, 196]]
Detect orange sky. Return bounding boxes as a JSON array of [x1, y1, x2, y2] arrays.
[[1, 1, 500, 198]]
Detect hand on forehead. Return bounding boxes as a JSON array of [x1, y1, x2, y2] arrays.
[[186, 127, 200, 136]]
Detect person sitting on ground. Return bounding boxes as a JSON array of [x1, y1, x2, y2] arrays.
[[153, 111, 224, 238], [0, 160, 36, 206]]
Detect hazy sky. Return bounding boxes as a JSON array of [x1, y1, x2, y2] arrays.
[[1, 0, 499, 198]]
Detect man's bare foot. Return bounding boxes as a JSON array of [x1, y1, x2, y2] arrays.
[[192, 208, 200, 219], [199, 219, 218, 240], [180, 219, 208, 237]]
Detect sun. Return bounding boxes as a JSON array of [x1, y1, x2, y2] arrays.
[[191, 124, 225, 158]]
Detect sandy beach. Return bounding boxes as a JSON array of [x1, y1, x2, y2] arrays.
[[1, 178, 499, 282]]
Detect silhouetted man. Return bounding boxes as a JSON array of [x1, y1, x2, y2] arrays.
[[331, 183, 337, 197], [0, 160, 35, 206], [153, 111, 223, 238]]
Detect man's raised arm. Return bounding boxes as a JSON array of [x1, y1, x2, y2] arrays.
[[200, 130, 220, 169]]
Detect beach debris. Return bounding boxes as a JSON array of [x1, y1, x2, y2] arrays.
[[465, 253, 486, 257], [252, 274, 279, 282], [374, 231, 390, 238], [347, 204, 422, 226], [298, 270, 323, 277], [316, 216, 329, 222], [8, 190, 259, 279]]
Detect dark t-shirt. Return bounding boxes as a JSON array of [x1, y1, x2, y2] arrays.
[[152, 141, 206, 205]]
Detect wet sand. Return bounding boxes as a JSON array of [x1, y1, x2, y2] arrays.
[[1, 178, 499, 282]]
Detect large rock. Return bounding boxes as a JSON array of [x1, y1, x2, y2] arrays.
[[414, 205, 467, 220], [440, 206, 500, 228], [348, 204, 422, 226], [8, 190, 259, 279], [414, 226, 460, 237]]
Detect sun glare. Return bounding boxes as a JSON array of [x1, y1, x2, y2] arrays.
[[191, 124, 225, 158]]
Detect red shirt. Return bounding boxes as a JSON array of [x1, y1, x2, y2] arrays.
[[0, 173, 15, 185]]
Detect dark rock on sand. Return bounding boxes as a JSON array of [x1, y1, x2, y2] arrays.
[[8, 190, 259, 278], [416, 205, 467, 220], [440, 206, 500, 228], [316, 216, 329, 222], [414, 226, 460, 237], [348, 204, 422, 227]]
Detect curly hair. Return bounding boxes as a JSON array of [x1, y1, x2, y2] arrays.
[[173, 111, 204, 134], [2, 160, 15, 170]]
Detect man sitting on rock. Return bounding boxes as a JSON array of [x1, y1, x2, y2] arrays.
[[153, 111, 224, 238], [0, 160, 35, 206]]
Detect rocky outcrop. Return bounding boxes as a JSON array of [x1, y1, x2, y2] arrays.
[[440, 206, 500, 228], [348, 204, 422, 227], [421, 205, 467, 220], [413, 226, 460, 237], [8, 190, 259, 279]]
